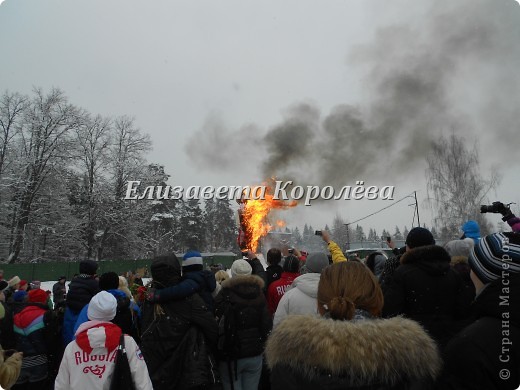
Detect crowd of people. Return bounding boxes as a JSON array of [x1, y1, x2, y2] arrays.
[[0, 212, 518, 389]]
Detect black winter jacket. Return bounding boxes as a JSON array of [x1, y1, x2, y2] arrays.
[[179, 326, 221, 390], [108, 289, 139, 342], [0, 302, 15, 349], [52, 281, 67, 308], [382, 245, 473, 349], [214, 275, 272, 360], [248, 258, 267, 285], [438, 274, 520, 390], [266, 264, 283, 290], [183, 270, 217, 312], [66, 275, 99, 313], [140, 292, 218, 390]]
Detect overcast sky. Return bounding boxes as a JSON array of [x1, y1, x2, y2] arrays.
[[1, 0, 519, 237]]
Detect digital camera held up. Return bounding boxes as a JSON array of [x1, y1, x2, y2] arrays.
[[480, 201, 511, 216]]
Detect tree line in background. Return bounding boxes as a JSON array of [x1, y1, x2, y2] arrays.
[[281, 215, 505, 253], [0, 88, 237, 263], [277, 216, 415, 252], [1, 88, 502, 263]]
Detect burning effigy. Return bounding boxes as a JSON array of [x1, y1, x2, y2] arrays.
[[236, 184, 297, 253]]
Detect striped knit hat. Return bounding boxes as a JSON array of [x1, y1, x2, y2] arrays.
[[183, 250, 204, 272], [469, 232, 520, 284]]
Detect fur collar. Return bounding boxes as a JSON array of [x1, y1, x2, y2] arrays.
[[400, 245, 451, 265], [450, 255, 469, 266], [221, 274, 264, 290], [265, 315, 441, 385]]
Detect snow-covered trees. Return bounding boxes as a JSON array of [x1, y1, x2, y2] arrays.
[[0, 88, 237, 263], [331, 215, 351, 251], [204, 198, 236, 252], [426, 133, 499, 238], [354, 225, 366, 242], [393, 226, 403, 240], [6, 88, 81, 262]]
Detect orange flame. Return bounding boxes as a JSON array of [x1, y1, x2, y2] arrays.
[[241, 187, 296, 252], [276, 220, 286, 228]]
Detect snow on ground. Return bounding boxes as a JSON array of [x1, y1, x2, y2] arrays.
[[39, 279, 152, 303]]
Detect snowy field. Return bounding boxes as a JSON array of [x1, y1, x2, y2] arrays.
[[39, 279, 152, 303]]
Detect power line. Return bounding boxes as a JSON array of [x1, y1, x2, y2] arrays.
[[345, 192, 417, 227]]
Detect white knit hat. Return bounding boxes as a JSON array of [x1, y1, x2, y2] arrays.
[[88, 291, 117, 322], [8, 276, 20, 288], [231, 259, 252, 278]]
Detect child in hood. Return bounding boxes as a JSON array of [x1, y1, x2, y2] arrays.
[[146, 251, 216, 312], [461, 220, 481, 245]]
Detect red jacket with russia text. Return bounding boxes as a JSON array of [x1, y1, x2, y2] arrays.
[[267, 272, 300, 316]]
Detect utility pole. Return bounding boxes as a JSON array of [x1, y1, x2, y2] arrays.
[[414, 191, 420, 227]]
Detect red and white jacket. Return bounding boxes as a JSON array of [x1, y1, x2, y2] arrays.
[[267, 272, 300, 315], [55, 321, 153, 390]]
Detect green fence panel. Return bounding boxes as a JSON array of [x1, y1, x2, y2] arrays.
[[1, 264, 36, 281], [0, 254, 238, 282], [209, 255, 238, 269], [34, 263, 73, 282]]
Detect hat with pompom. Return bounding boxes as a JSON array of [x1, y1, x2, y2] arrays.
[[183, 250, 204, 272]]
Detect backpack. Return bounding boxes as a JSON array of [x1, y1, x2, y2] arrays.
[[217, 295, 241, 390], [217, 295, 240, 360], [180, 327, 223, 390]]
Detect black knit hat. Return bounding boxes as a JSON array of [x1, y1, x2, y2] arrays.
[[99, 272, 120, 291], [405, 227, 435, 249], [151, 254, 181, 287], [79, 260, 98, 275]]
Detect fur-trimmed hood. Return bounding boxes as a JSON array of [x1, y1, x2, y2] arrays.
[[221, 274, 264, 289], [450, 255, 469, 266], [266, 315, 441, 386], [400, 245, 451, 276], [221, 274, 265, 302]]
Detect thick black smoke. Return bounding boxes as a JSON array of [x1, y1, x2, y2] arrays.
[[187, 0, 520, 188]]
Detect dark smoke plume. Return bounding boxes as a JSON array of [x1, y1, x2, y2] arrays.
[[186, 0, 520, 188]]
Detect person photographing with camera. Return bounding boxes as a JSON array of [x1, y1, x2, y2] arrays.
[[481, 201, 520, 233], [316, 230, 347, 263]]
